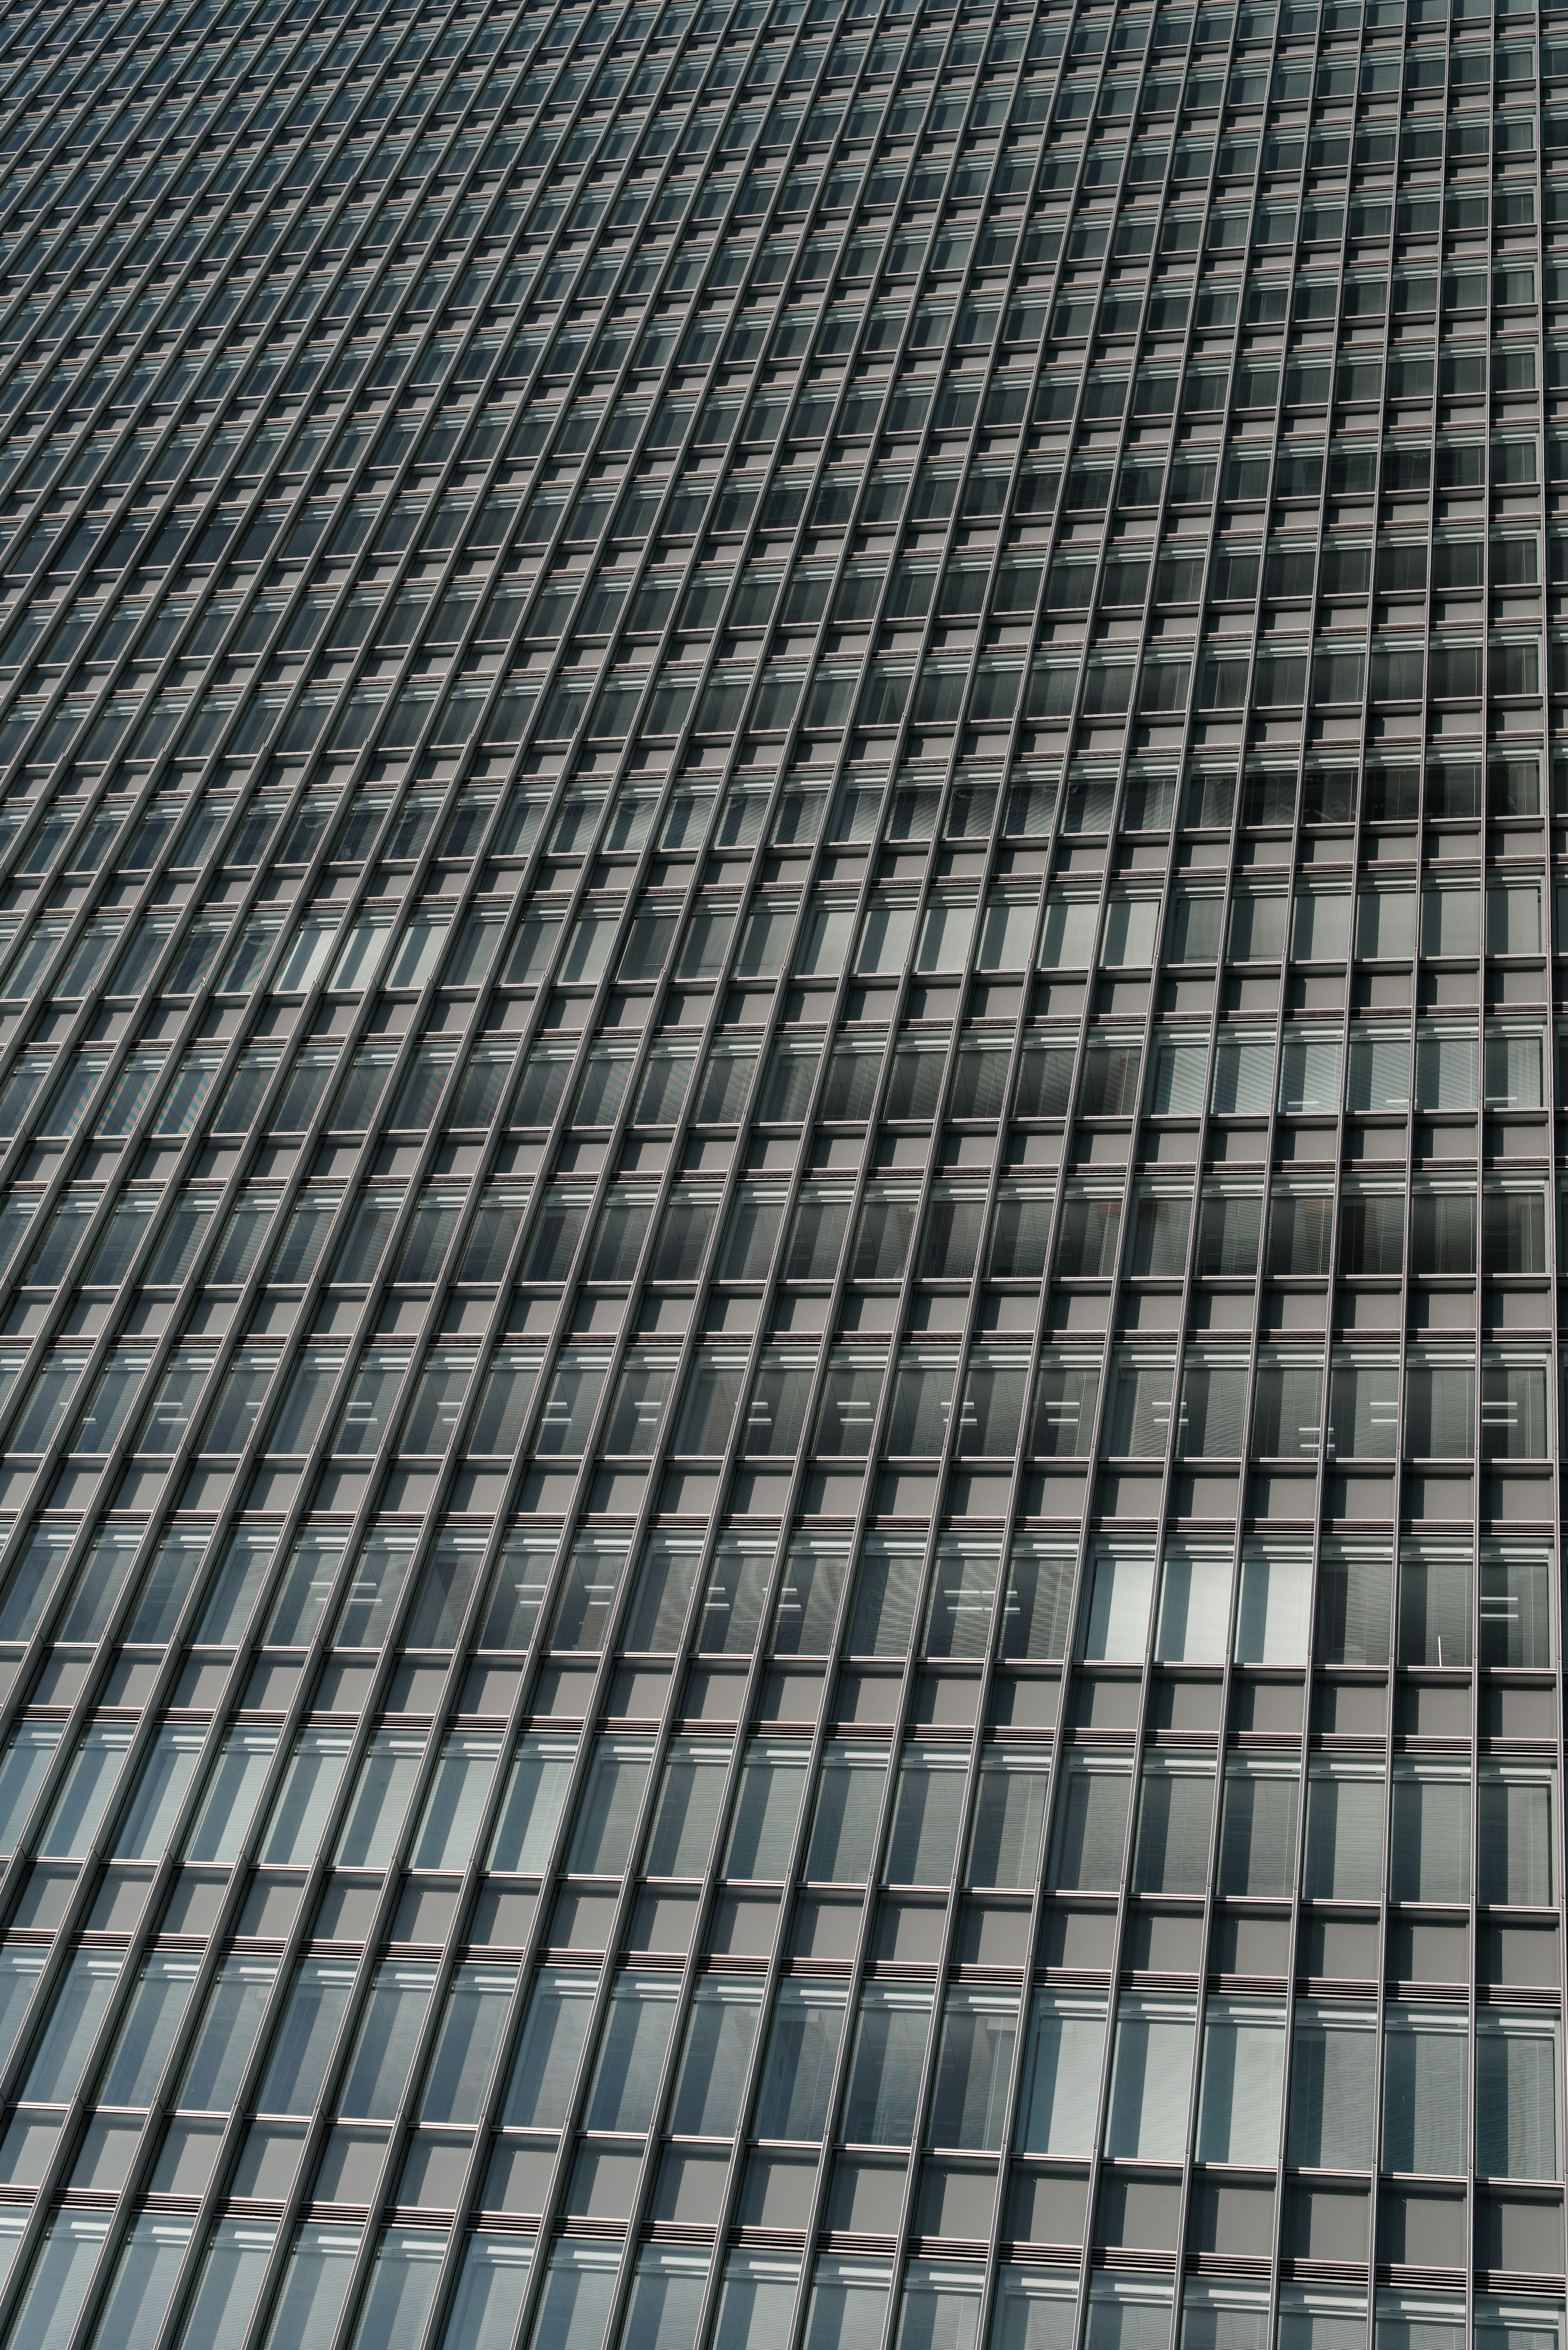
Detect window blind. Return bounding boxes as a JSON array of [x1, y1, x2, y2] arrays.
[[724, 1745, 808, 1881], [1278, 1029, 1344, 1114], [1302, 1766, 1386, 1901], [1397, 1545, 1474, 1666], [1031, 1358, 1102, 1457], [1316, 1545, 1392, 1666], [488, 1737, 576, 1877], [1105, 1999, 1196, 2161], [1195, 2001, 1287, 2164], [1000, 1541, 1077, 1660], [1288, 2004, 1377, 2169], [1056, 1193, 1122, 1277], [1149, 1037, 1209, 1114], [1156, 1547, 1233, 1663], [841, 1983, 933, 2147], [1166, 891, 1223, 964], [847, 1538, 924, 1657], [1251, 1359, 1324, 1457], [1481, 1188, 1546, 1275], [1217, 1766, 1299, 1896], [1131, 1189, 1193, 1274], [1015, 1040, 1076, 1118], [1132, 1762, 1216, 1895], [1082, 1547, 1156, 1660], [885, 1751, 967, 1885], [1479, 1543, 1553, 1668], [1102, 1356, 1174, 1457], [1079, 1041, 1143, 1116], [1421, 882, 1481, 956], [1085, 2280, 1176, 2350], [804, 1747, 889, 1886], [1179, 2283, 1271, 2350], [623, 1536, 704, 1654], [644, 1741, 730, 1880], [1403, 1360, 1476, 1458], [1196, 1191, 1262, 1275], [969, 1760, 1052, 1888], [929, 1991, 1020, 2150], [1345, 1025, 1412, 1112], [1210, 1034, 1276, 1114], [1381, 2007, 1468, 2174], [1476, 2018, 1560, 2180], [1292, 888, 1352, 960], [1327, 1357, 1400, 1458], [1339, 1192, 1405, 1275], [1477, 1773, 1555, 1907], [1052, 1763, 1132, 1891], [1039, 897, 1098, 968], [1235, 1547, 1313, 1665], [753, 1986, 849, 2143], [1480, 1361, 1550, 1461], [668, 1983, 766, 2152], [772, 1538, 851, 1654], [1019, 1995, 1108, 2158], [1267, 1191, 1333, 1275], [1228, 890, 1288, 961], [1414, 1028, 1479, 1113], [1176, 1355, 1248, 1457], [1389, 1768, 1472, 1904], [1410, 1191, 1477, 1275], [565, 1742, 654, 1878], [1483, 1031, 1546, 1111]]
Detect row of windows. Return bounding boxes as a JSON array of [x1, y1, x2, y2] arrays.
[[0, 751, 1545, 946], [2, 1516, 1548, 1674], [0, 1039, 1561, 1297], [0, 1935, 1559, 2170], [0, 862, 1558, 1027], [0, 0, 1564, 2341], [0, 1015, 1539, 1194], [2, 503, 1555, 683], [16, 1167, 1554, 1304], [0, 1328, 1552, 1469]]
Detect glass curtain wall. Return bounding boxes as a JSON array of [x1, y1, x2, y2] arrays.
[[0, 0, 1552, 2346]]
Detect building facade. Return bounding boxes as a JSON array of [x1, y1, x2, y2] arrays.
[[0, 0, 1553, 2346]]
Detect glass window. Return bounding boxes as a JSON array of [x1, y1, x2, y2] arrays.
[[583, 1976, 680, 2132], [1303, 1760, 1385, 1899], [419, 1967, 518, 2125], [969, 1758, 1051, 1888], [1477, 2015, 1561, 2181], [928, 1992, 1017, 2149], [1477, 1768, 1556, 1907], [1195, 1999, 1286, 2163], [1235, 1545, 1312, 1663], [1382, 2005, 1468, 2174], [1052, 1762, 1133, 1891], [501, 1971, 597, 2129], [1289, 2002, 1377, 2168], [668, 1981, 763, 2136], [885, 1750, 967, 1884], [753, 1983, 848, 2141], [1082, 1547, 1156, 1659], [1219, 1767, 1299, 1905], [1104, 1997, 1196, 2160], [842, 1984, 933, 2145], [1018, 1994, 1108, 2158], [723, 1744, 808, 1881], [1389, 1764, 1472, 1904], [802, 2260, 892, 2350]]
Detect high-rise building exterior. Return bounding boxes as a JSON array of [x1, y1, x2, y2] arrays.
[[0, 0, 1556, 2346]]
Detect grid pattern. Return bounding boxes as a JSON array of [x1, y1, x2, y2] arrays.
[[0, 0, 1556, 2346]]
